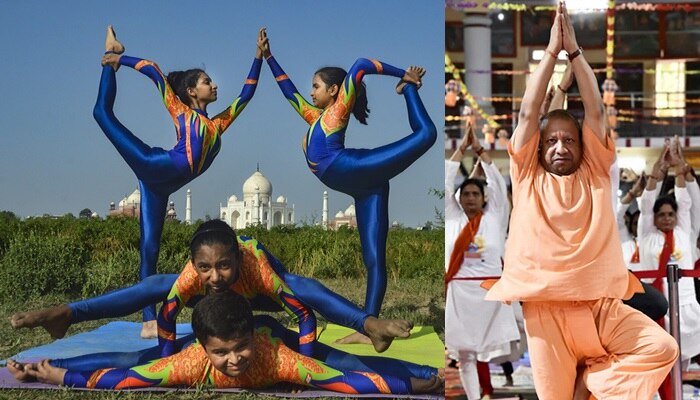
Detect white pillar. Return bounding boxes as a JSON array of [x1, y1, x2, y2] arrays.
[[267, 199, 273, 230], [322, 191, 329, 230], [185, 189, 192, 225], [254, 186, 260, 224], [463, 13, 494, 115]]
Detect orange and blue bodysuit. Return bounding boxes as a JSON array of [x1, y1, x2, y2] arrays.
[[67, 235, 373, 357], [51, 315, 437, 383], [266, 56, 436, 316], [157, 236, 316, 357], [93, 56, 261, 321], [61, 326, 414, 394]]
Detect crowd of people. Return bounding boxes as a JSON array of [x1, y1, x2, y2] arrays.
[[5, 25, 443, 395], [446, 2, 697, 399]]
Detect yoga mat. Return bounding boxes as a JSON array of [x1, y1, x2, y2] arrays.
[[2, 322, 444, 399], [317, 323, 444, 369]]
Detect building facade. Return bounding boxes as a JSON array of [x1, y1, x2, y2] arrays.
[[219, 169, 295, 229]]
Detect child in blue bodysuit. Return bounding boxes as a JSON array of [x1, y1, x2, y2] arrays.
[[257, 29, 436, 342], [95, 26, 263, 326]]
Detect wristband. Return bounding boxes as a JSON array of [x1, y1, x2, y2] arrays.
[[475, 147, 485, 156], [557, 84, 567, 93], [567, 47, 583, 62], [545, 49, 558, 60]]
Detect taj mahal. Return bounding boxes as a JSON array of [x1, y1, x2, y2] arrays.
[[219, 168, 295, 229]]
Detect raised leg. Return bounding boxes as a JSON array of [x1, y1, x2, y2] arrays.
[[92, 66, 182, 184], [322, 83, 436, 192]]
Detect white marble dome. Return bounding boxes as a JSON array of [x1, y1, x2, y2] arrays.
[[243, 171, 272, 196], [276, 195, 286, 203], [228, 194, 238, 204], [335, 210, 345, 218], [344, 204, 356, 217], [118, 188, 141, 208], [126, 188, 141, 205]]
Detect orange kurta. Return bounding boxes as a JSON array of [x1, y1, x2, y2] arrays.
[[486, 124, 642, 301]]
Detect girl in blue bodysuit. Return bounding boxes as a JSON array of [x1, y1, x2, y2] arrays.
[[95, 26, 263, 324], [258, 30, 436, 327]]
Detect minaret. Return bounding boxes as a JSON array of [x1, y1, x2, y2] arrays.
[[185, 189, 192, 225], [267, 198, 273, 230], [322, 191, 329, 229], [254, 185, 261, 224]]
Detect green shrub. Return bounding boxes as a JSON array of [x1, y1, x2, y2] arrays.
[[0, 232, 88, 300], [0, 218, 443, 303], [81, 247, 140, 298]]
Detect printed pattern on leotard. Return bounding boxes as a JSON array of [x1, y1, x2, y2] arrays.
[[119, 55, 262, 177], [157, 236, 316, 357], [265, 56, 405, 177], [63, 327, 411, 394]]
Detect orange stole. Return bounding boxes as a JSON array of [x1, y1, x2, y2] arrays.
[[445, 212, 483, 294]]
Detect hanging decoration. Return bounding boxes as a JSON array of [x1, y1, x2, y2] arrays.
[[453, 67, 700, 76], [445, 53, 501, 128], [446, 1, 700, 12], [603, 0, 618, 130]]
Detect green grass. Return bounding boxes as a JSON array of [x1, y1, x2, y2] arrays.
[[0, 277, 444, 399], [0, 216, 444, 398]]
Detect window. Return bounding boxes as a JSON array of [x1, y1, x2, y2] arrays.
[[446, 22, 464, 52], [491, 11, 515, 57], [665, 10, 700, 59], [655, 61, 685, 118], [570, 12, 606, 49], [615, 11, 660, 59], [521, 10, 553, 46]]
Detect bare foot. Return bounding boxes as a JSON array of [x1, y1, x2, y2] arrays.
[[7, 359, 37, 382], [410, 375, 444, 394], [10, 305, 71, 339], [396, 66, 426, 94], [140, 320, 157, 339], [105, 25, 125, 54], [334, 331, 373, 346], [363, 316, 413, 353]]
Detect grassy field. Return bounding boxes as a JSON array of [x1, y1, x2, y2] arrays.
[[0, 216, 444, 398], [0, 276, 443, 399]]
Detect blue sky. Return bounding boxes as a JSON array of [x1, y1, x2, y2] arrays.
[[0, 1, 443, 227]]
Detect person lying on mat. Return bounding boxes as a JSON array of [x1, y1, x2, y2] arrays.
[[11, 220, 412, 356], [7, 292, 443, 395]]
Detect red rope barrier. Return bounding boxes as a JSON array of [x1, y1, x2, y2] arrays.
[[450, 276, 502, 281], [633, 269, 700, 279]]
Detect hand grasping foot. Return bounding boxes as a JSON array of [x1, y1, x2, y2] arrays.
[[103, 25, 124, 71], [397, 66, 426, 94]]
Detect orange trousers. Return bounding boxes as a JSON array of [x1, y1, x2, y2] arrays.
[[523, 298, 678, 400]]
